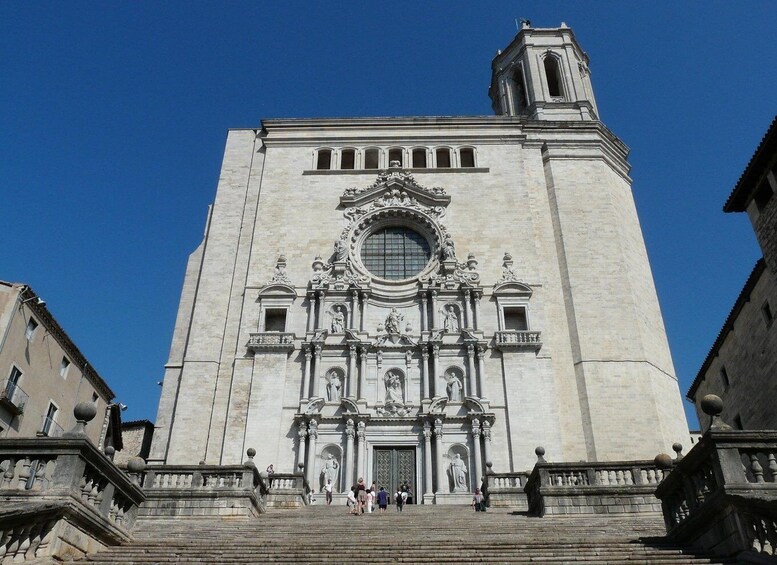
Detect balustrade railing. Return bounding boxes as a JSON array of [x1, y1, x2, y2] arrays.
[[142, 465, 259, 491], [246, 332, 295, 352], [0, 379, 28, 414], [493, 330, 542, 351]]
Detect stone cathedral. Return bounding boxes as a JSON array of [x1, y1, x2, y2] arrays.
[[149, 23, 689, 504]]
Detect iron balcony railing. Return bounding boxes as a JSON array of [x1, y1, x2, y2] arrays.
[[0, 379, 29, 414]]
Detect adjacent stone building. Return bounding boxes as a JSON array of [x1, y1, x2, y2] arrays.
[[150, 23, 690, 502], [0, 281, 120, 447], [689, 116, 777, 430]]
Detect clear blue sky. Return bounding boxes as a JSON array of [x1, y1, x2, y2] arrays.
[[2, 2, 775, 430]]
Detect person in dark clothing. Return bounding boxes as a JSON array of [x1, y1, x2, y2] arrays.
[[376, 486, 389, 512]]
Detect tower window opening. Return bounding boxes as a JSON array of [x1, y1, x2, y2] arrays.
[[316, 149, 332, 170], [436, 148, 451, 168], [340, 149, 355, 170], [412, 149, 427, 168], [754, 178, 773, 212], [544, 56, 563, 98], [512, 68, 527, 112], [460, 148, 475, 168], [264, 309, 287, 332], [388, 148, 403, 167], [365, 148, 379, 169]]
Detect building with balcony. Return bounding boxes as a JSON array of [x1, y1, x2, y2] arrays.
[[689, 116, 777, 430], [149, 23, 690, 502], [0, 281, 120, 447]]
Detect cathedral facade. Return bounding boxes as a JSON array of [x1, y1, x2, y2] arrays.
[[149, 24, 689, 502]]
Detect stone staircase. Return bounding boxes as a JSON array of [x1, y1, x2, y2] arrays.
[[81, 505, 737, 564]]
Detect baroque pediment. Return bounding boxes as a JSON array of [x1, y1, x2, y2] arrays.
[[340, 166, 450, 208]]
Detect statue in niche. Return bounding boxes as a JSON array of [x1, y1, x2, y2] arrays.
[[384, 308, 403, 335], [384, 371, 404, 404], [320, 453, 339, 489], [326, 370, 342, 402], [442, 304, 459, 333], [450, 453, 468, 492], [446, 371, 463, 402], [441, 234, 456, 261], [331, 306, 345, 333], [334, 238, 348, 262]]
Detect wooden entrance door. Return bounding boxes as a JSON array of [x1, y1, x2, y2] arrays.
[[373, 447, 416, 503]]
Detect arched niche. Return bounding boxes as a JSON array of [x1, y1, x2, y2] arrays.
[[382, 368, 407, 405], [323, 367, 346, 403], [446, 444, 471, 493], [443, 366, 465, 402], [319, 444, 342, 492]]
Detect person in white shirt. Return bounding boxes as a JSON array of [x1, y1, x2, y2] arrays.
[[324, 479, 333, 505]]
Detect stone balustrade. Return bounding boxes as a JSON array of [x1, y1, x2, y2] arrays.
[[524, 447, 665, 516], [654, 395, 777, 561], [140, 452, 267, 518], [486, 470, 531, 509], [246, 332, 295, 352], [493, 330, 542, 351], [0, 403, 145, 562], [265, 471, 311, 508]]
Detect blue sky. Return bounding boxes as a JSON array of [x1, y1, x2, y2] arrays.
[[1, 2, 775, 429]]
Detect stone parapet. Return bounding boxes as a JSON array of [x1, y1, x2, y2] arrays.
[[266, 473, 310, 508], [486, 471, 530, 510], [655, 423, 777, 561]]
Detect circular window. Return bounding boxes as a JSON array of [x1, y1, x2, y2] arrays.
[[361, 227, 432, 280]]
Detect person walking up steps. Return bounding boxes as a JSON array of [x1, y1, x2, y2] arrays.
[[377, 487, 388, 513], [324, 479, 333, 505], [395, 485, 404, 512]]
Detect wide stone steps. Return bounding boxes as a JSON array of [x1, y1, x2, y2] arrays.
[[82, 506, 736, 564]]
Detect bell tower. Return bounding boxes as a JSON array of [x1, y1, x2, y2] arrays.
[[489, 22, 598, 121]]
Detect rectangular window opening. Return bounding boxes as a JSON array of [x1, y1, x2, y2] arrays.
[[264, 309, 287, 332], [412, 149, 427, 168], [92, 392, 99, 402], [754, 179, 774, 212], [734, 414, 744, 430], [503, 307, 528, 331], [763, 301, 774, 327], [388, 148, 403, 167], [341, 149, 355, 170], [436, 149, 451, 168], [60, 357, 71, 378], [720, 366, 730, 390], [460, 148, 475, 168], [42, 403, 58, 436], [365, 149, 379, 169], [316, 150, 332, 170], [25, 318, 38, 341]]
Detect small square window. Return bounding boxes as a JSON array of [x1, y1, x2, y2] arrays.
[[60, 357, 71, 378], [503, 307, 528, 331], [25, 318, 38, 341], [762, 301, 774, 327], [264, 309, 287, 332], [720, 366, 730, 390]]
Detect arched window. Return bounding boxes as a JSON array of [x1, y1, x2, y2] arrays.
[[459, 148, 475, 168], [364, 148, 380, 169], [544, 56, 563, 98], [316, 149, 332, 170], [388, 148, 404, 167], [340, 149, 355, 170], [436, 148, 451, 168], [412, 148, 427, 168], [512, 67, 527, 112]]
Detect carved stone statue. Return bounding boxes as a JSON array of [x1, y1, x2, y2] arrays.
[[441, 234, 456, 261], [450, 453, 468, 492], [385, 308, 403, 335], [442, 304, 459, 333], [334, 238, 348, 261], [331, 306, 345, 333], [384, 371, 404, 403], [320, 453, 339, 488], [326, 370, 342, 402], [446, 372, 463, 402]]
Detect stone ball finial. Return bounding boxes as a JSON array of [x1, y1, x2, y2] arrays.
[[104, 445, 115, 458], [297, 462, 305, 470], [74, 402, 97, 423], [654, 453, 673, 470], [672, 443, 684, 460], [246, 448, 256, 459], [535, 446, 546, 463], [700, 394, 723, 417], [127, 457, 146, 474]]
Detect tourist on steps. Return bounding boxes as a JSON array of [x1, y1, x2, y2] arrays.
[[395, 486, 404, 512], [347, 485, 357, 515], [324, 479, 333, 505], [377, 487, 389, 513], [472, 488, 486, 512], [357, 478, 367, 515]]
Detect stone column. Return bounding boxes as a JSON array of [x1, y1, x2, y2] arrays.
[[434, 418, 446, 494], [466, 345, 476, 398], [360, 292, 368, 331], [344, 419, 355, 489], [351, 290, 359, 329], [463, 290, 472, 329], [358, 346, 367, 400], [303, 346, 312, 399], [297, 421, 308, 470], [471, 418, 483, 490], [420, 293, 428, 331], [423, 421, 433, 499], [421, 349, 430, 400], [476, 345, 487, 399], [405, 350, 413, 404], [431, 344, 440, 398], [482, 420, 493, 467], [312, 345, 322, 398], [430, 291, 439, 329], [307, 293, 316, 332], [348, 345, 357, 398], [306, 419, 318, 486], [316, 291, 325, 330], [472, 291, 482, 331], [356, 421, 367, 480]]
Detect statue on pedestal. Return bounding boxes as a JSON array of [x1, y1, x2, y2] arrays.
[[384, 371, 404, 403], [385, 308, 403, 335], [326, 370, 342, 402], [442, 304, 459, 333], [450, 453, 468, 492], [446, 372, 463, 402], [331, 306, 345, 333], [320, 453, 339, 489]]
